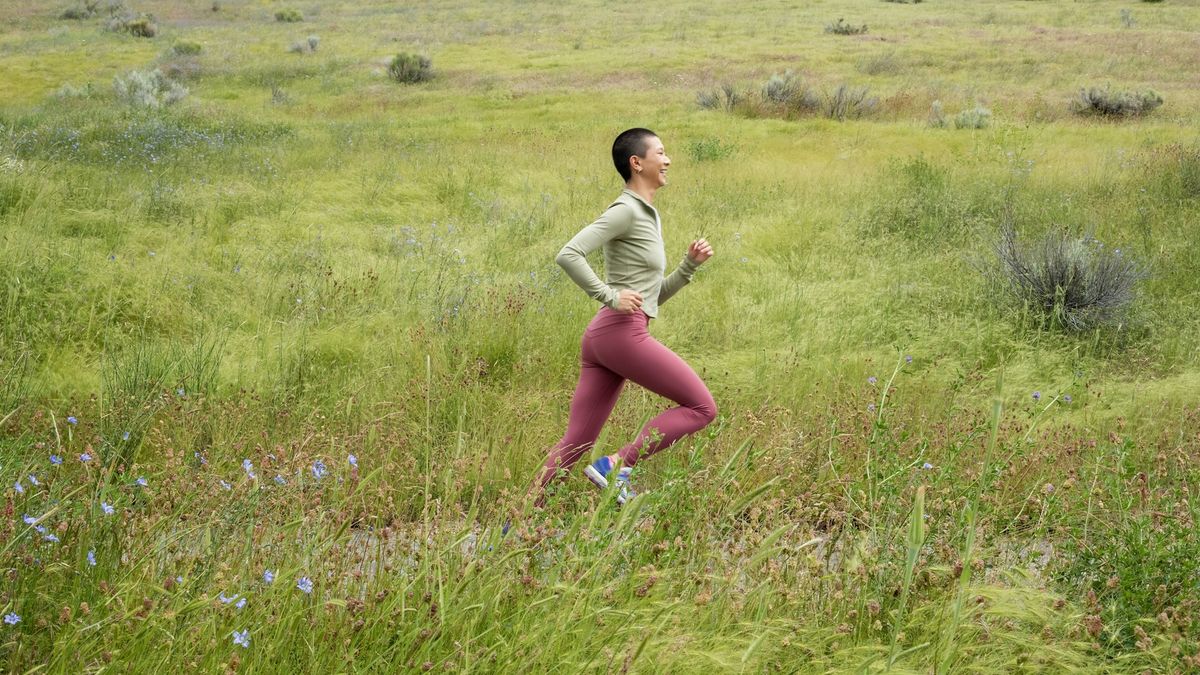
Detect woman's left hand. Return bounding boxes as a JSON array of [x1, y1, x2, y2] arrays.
[[687, 238, 714, 265]]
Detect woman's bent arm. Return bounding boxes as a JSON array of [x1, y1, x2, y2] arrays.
[[658, 255, 700, 306], [555, 203, 634, 309]]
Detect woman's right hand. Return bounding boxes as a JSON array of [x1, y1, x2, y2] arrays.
[[614, 289, 644, 314]]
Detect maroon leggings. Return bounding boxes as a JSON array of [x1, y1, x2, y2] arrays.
[[534, 307, 717, 496]]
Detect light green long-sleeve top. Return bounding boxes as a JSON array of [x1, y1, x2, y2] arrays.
[[556, 188, 699, 318]]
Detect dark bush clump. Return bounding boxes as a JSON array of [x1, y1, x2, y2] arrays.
[[172, 40, 202, 56], [686, 138, 737, 163], [1071, 87, 1162, 117], [825, 18, 868, 35], [762, 71, 820, 114], [107, 9, 158, 38], [60, 1, 100, 20], [989, 225, 1148, 332], [387, 53, 433, 84], [824, 84, 878, 120], [275, 8, 303, 22], [696, 84, 742, 112]]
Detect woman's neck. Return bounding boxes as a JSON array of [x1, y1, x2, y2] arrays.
[[625, 179, 658, 205]]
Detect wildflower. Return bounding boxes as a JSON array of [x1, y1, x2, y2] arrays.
[[1043, 483, 1055, 495], [273, 475, 286, 485], [35, 525, 46, 534], [3, 613, 18, 625], [296, 576, 313, 594], [44, 533, 59, 543], [348, 454, 358, 468], [1062, 394, 1073, 404], [67, 416, 78, 425], [922, 462, 934, 470], [194, 451, 208, 465], [87, 550, 96, 566], [232, 629, 250, 648], [101, 502, 115, 515], [867, 403, 876, 412], [80, 452, 92, 463], [220, 479, 232, 491], [136, 477, 149, 487], [867, 376, 877, 385], [219, 592, 240, 604], [263, 569, 275, 584], [27, 475, 39, 486], [1032, 391, 1041, 401], [122, 431, 131, 441], [311, 460, 327, 480], [176, 576, 183, 584], [13, 481, 23, 495], [242, 459, 257, 480], [176, 388, 185, 397], [905, 355, 913, 364], [236, 597, 247, 610], [148, 251, 156, 257], [22, 514, 37, 525], [50, 455, 62, 465]]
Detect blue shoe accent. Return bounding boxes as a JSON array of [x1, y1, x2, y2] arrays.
[[583, 456, 614, 490], [614, 467, 637, 505]]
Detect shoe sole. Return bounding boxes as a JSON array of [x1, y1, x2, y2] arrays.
[[583, 465, 609, 489]]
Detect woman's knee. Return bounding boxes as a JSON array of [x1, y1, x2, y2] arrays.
[[692, 394, 717, 426]]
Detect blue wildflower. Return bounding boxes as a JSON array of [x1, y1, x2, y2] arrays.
[[263, 569, 275, 584], [35, 525, 46, 534], [79, 452, 92, 463], [867, 376, 877, 385], [922, 462, 934, 470], [43, 533, 59, 543], [101, 502, 114, 515], [176, 388, 185, 397], [867, 403, 876, 412], [236, 597, 247, 610], [3, 612, 18, 625], [176, 576, 183, 584], [219, 592, 240, 604], [13, 481, 23, 495], [296, 576, 313, 594], [273, 475, 286, 485], [1063, 394, 1073, 403], [67, 416, 78, 425], [22, 514, 37, 525], [242, 459, 257, 480], [1032, 391, 1041, 401], [905, 355, 913, 364], [348, 454, 358, 469], [311, 460, 327, 480], [136, 477, 148, 487], [27, 475, 38, 486], [122, 431, 131, 441], [220, 479, 232, 491], [50, 455, 62, 465], [87, 550, 96, 566], [232, 629, 250, 648]]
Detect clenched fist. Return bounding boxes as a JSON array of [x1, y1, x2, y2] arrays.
[[687, 238, 714, 265]]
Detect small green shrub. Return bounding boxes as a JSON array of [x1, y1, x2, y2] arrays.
[[954, 105, 992, 129], [107, 12, 157, 37], [172, 40, 202, 55], [306, 35, 319, 52], [825, 18, 868, 35], [59, 1, 100, 20], [696, 84, 742, 112], [113, 68, 188, 108], [857, 51, 902, 76], [761, 70, 820, 114], [686, 138, 737, 163], [989, 225, 1148, 332], [1071, 87, 1163, 117], [275, 8, 303, 22], [288, 35, 319, 54], [387, 52, 433, 84]]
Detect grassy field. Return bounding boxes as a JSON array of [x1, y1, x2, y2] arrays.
[[2, 0, 1199, 671]]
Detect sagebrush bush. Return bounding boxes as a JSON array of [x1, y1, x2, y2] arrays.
[[387, 52, 433, 83], [113, 69, 188, 108], [172, 40, 201, 55], [954, 105, 991, 129], [928, 99, 947, 128], [275, 8, 303, 22], [60, 1, 100, 20], [825, 84, 878, 120], [761, 71, 820, 114], [989, 225, 1147, 332], [1071, 87, 1162, 117], [696, 84, 741, 112], [825, 18, 868, 35]]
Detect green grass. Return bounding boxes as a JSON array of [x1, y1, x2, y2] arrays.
[[2, 0, 1200, 671]]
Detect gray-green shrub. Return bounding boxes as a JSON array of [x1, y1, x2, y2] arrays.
[[113, 69, 188, 108], [928, 100, 947, 128], [696, 84, 742, 112], [954, 105, 992, 129], [825, 84, 878, 120], [275, 8, 303, 22], [989, 225, 1148, 332], [1071, 87, 1162, 117], [762, 71, 820, 113], [387, 52, 433, 83]]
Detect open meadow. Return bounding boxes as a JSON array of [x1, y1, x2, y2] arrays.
[[2, 0, 1200, 671]]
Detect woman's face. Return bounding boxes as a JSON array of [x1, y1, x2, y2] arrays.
[[633, 136, 670, 187]]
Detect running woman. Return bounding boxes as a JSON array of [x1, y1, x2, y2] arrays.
[[529, 128, 716, 507]]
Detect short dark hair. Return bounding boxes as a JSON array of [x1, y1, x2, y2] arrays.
[[612, 128, 658, 182]]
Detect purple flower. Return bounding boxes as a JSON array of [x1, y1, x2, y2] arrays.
[[50, 455, 62, 465], [219, 592, 240, 604], [867, 403, 876, 412], [235, 597, 247, 610], [22, 514, 37, 525], [13, 481, 23, 495], [905, 355, 913, 364], [79, 452, 92, 463], [296, 576, 313, 594], [1032, 391, 1041, 401], [122, 431, 131, 441], [27, 475, 38, 486], [67, 416, 78, 425], [263, 569, 275, 584], [232, 629, 250, 648], [43, 533, 59, 543], [242, 459, 257, 480], [87, 550, 96, 566], [348, 454, 358, 469], [311, 460, 327, 480], [1062, 394, 1073, 404], [136, 477, 148, 487], [867, 376, 877, 385], [219, 479, 232, 491], [3, 612, 18, 625], [100, 502, 114, 515], [273, 475, 286, 485], [922, 462, 934, 470]]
